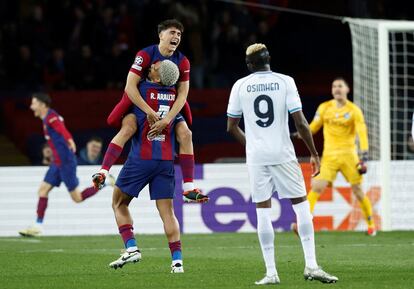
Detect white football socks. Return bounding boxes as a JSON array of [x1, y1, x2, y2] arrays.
[[182, 182, 194, 192], [99, 169, 109, 177], [256, 208, 277, 276], [292, 201, 318, 269]]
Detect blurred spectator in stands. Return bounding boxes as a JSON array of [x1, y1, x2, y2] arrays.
[[69, 45, 101, 89], [68, 6, 94, 53], [170, 1, 206, 88], [116, 3, 135, 49], [105, 38, 132, 89], [257, 20, 271, 44], [12, 45, 43, 91], [78, 136, 103, 165], [92, 7, 117, 57], [44, 48, 67, 90], [211, 10, 243, 88], [42, 143, 53, 165], [20, 4, 49, 65], [0, 31, 6, 88]]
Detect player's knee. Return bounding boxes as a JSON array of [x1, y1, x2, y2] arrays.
[[119, 122, 136, 139], [111, 196, 123, 211], [177, 127, 192, 145]]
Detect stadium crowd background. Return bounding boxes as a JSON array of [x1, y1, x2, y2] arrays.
[[0, 0, 412, 165]]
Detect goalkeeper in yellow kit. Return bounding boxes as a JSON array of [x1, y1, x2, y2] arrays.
[[303, 77, 376, 236]]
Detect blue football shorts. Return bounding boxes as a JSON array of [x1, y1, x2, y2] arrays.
[[116, 159, 175, 200], [43, 160, 79, 192]]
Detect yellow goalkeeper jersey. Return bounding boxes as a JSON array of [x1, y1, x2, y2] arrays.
[[309, 99, 368, 155]]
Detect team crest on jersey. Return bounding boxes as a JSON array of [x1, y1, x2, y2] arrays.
[[344, 112, 350, 119]]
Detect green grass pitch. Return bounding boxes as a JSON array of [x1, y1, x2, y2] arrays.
[[1, 231, 413, 289]]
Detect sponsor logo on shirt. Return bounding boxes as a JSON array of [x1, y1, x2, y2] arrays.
[[147, 134, 166, 142]]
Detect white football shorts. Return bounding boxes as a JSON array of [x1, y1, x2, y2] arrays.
[[248, 160, 306, 203]]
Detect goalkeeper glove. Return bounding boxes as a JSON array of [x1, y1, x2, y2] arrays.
[[357, 151, 368, 175]]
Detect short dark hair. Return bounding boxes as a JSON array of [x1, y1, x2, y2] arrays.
[[333, 76, 349, 87], [33, 93, 51, 107], [88, 136, 103, 144], [157, 19, 184, 34]]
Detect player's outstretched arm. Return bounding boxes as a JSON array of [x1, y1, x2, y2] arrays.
[[226, 117, 246, 146], [125, 72, 159, 124], [291, 110, 320, 176]]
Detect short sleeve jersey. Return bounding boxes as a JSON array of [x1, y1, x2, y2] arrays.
[[130, 45, 190, 82], [227, 71, 302, 165], [42, 109, 76, 166]]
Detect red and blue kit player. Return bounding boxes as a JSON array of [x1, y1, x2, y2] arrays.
[[19, 93, 101, 237], [109, 60, 185, 273], [92, 19, 208, 203]]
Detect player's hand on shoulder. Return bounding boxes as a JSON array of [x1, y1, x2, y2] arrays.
[[310, 154, 320, 177]]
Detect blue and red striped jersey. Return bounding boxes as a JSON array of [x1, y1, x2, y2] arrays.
[[130, 45, 190, 82], [128, 81, 178, 161], [42, 109, 76, 166]]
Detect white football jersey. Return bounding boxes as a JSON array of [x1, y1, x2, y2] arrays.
[[227, 71, 302, 165]]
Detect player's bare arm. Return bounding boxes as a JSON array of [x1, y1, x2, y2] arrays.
[[291, 111, 320, 176], [67, 139, 77, 153], [125, 72, 160, 124], [226, 117, 246, 146], [148, 80, 189, 137]]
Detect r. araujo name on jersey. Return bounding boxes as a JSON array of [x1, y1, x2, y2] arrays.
[[129, 81, 177, 161], [227, 71, 302, 165], [150, 92, 175, 101], [147, 91, 176, 142]]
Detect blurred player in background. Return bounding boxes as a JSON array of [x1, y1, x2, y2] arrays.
[[108, 60, 184, 273], [296, 77, 376, 236], [19, 93, 102, 237], [227, 43, 338, 285], [93, 19, 208, 203]]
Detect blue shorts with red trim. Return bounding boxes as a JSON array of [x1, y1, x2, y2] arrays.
[[43, 161, 79, 192], [116, 159, 175, 200]]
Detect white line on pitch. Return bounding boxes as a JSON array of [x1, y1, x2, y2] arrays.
[[0, 238, 41, 243]]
